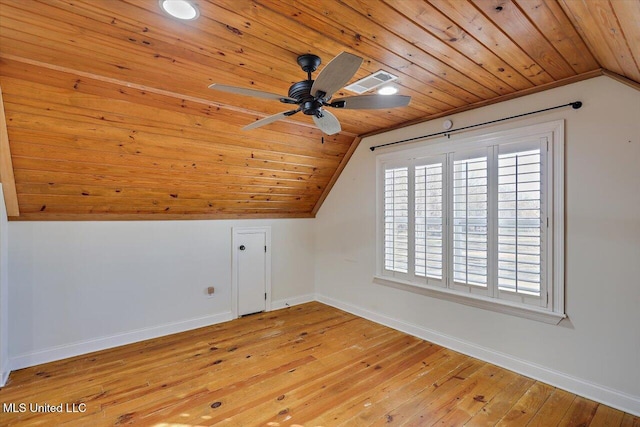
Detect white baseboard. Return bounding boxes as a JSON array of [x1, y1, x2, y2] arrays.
[[271, 293, 315, 311], [10, 311, 233, 371], [9, 292, 316, 372], [315, 294, 640, 416]]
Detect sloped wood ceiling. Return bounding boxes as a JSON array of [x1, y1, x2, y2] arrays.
[[0, 0, 638, 220]]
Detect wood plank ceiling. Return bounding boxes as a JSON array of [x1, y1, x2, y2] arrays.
[[0, 0, 638, 220]]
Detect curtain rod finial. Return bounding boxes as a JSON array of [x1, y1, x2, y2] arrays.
[[571, 101, 582, 109]]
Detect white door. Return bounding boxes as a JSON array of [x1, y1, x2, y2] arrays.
[[232, 227, 271, 317]]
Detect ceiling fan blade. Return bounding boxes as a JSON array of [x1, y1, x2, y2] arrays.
[[313, 109, 341, 135], [243, 110, 298, 131], [209, 84, 297, 103], [332, 94, 411, 110], [311, 52, 363, 98]]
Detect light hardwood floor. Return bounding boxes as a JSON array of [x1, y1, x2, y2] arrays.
[[0, 302, 637, 426]]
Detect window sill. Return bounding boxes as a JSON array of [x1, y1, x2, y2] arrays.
[[373, 275, 566, 325]]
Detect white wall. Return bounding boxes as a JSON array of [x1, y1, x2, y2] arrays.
[[9, 218, 314, 368], [314, 76, 640, 414], [0, 186, 9, 385]]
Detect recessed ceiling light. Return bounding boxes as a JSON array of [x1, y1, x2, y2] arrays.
[[378, 86, 398, 95], [159, 0, 199, 20]]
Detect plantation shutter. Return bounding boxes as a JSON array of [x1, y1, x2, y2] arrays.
[[384, 166, 409, 274], [414, 161, 444, 280], [452, 154, 488, 287], [497, 144, 544, 298]]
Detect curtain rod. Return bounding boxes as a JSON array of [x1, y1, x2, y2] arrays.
[[369, 101, 582, 151]]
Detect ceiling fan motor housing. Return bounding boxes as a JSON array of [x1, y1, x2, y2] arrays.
[[288, 80, 325, 115], [288, 80, 314, 101]]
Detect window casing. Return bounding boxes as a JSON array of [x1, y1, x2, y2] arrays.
[[375, 121, 565, 324]]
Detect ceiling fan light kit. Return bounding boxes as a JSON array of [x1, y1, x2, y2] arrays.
[[378, 86, 399, 95], [208, 52, 411, 136]]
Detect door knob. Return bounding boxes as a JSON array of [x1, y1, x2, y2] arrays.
[[239, 245, 246, 251]]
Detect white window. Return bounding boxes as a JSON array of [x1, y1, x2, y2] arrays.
[[375, 121, 565, 324]]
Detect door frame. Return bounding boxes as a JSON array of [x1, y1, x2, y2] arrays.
[[231, 226, 272, 318]]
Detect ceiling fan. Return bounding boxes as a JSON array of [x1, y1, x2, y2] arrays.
[[208, 52, 410, 135]]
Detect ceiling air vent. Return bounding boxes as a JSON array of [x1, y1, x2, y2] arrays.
[[344, 70, 398, 94]]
